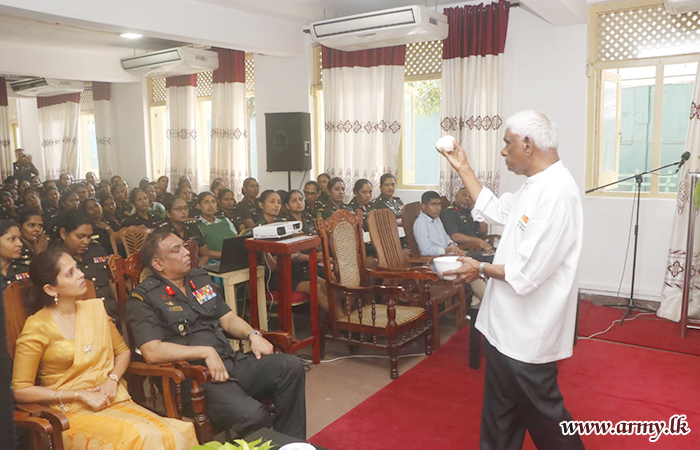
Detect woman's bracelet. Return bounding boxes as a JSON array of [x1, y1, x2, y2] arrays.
[[58, 389, 67, 412]]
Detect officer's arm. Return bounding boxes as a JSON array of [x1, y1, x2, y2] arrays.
[[449, 232, 489, 249], [218, 311, 255, 340], [139, 339, 217, 365]]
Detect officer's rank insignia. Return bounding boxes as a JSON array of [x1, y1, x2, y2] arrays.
[[165, 285, 176, 297], [193, 284, 216, 305], [132, 292, 144, 302], [93, 256, 108, 264], [14, 272, 29, 280]]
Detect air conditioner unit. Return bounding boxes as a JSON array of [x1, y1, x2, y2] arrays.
[[309, 5, 448, 52], [663, 0, 700, 14], [10, 78, 84, 97], [120, 47, 218, 77]]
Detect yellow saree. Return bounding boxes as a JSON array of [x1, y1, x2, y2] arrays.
[[12, 298, 198, 450]]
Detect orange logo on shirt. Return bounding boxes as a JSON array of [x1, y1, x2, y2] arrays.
[[521, 215, 529, 224]]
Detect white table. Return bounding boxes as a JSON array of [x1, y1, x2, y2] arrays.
[[207, 265, 268, 350]]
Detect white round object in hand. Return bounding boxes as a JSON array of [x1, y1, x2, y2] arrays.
[[432, 255, 462, 281], [279, 444, 316, 450], [435, 135, 456, 153]]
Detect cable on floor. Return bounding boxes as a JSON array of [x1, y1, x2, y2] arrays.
[[297, 353, 426, 364], [578, 311, 656, 340]]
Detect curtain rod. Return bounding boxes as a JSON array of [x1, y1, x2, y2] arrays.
[[507, 2, 521, 8]]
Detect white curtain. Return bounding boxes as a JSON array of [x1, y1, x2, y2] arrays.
[[166, 75, 198, 192], [659, 58, 700, 322], [38, 93, 81, 180], [322, 45, 405, 200], [439, 2, 510, 199], [210, 48, 249, 200], [93, 82, 117, 180], [0, 78, 12, 180]]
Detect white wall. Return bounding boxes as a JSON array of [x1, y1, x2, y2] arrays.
[[111, 81, 150, 187], [500, 7, 674, 300], [253, 47, 314, 191]]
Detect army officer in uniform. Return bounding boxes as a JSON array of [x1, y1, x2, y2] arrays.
[[0, 220, 29, 296], [440, 187, 493, 253], [126, 228, 306, 439], [58, 210, 119, 322]]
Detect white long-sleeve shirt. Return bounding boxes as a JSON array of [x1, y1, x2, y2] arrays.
[[472, 161, 583, 364]]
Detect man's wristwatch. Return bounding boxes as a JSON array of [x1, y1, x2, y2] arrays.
[[478, 262, 488, 280], [246, 329, 263, 341], [107, 373, 120, 383]]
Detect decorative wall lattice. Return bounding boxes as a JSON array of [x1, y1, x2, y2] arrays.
[[405, 40, 443, 80], [196, 71, 213, 97], [150, 77, 166, 105], [80, 85, 94, 113], [597, 5, 700, 62], [245, 56, 255, 92]]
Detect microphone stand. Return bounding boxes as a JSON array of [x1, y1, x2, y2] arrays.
[[586, 158, 684, 325]]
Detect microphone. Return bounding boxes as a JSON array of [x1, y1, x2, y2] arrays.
[[675, 151, 691, 174]]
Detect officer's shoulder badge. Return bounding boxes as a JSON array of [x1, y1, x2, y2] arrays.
[[190, 267, 208, 277], [137, 277, 161, 293], [131, 292, 145, 302]]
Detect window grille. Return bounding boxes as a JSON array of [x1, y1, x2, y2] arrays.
[[405, 40, 443, 81], [80, 84, 94, 113]]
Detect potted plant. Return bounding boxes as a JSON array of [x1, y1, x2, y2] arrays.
[[192, 438, 274, 450]]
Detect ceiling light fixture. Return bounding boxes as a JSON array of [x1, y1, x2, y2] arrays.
[[120, 33, 143, 40]]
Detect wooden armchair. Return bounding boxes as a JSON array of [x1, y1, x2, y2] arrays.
[[368, 208, 470, 348], [4, 279, 185, 450], [110, 225, 153, 257], [108, 250, 294, 443], [317, 209, 437, 379]]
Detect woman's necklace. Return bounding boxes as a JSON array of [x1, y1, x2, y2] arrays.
[[54, 309, 93, 354]]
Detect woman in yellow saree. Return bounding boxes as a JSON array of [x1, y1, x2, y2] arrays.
[[12, 249, 198, 449]]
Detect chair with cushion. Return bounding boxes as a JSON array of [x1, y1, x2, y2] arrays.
[[4, 279, 185, 450], [316, 209, 437, 379], [110, 225, 153, 257], [368, 208, 470, 348], [401, 201, 483, 369]]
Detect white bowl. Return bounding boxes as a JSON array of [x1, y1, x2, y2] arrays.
[[279, 444, 316, 450], [433, 255, 462, 281]]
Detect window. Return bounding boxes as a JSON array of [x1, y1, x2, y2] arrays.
[[311, 40, 444, 188], [8, 98, 20, 150], [588, 1, 700, 196], [147, 53, 255, 186]]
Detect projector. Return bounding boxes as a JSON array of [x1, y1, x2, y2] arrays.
[[253, 221, 302, 239]]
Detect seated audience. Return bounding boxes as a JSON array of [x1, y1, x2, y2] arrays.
[[97, 193, 122, 231], [110, 175, 122, 186], [97, 179, 111, 196], [0, 220, 29, 295], [175, 184, 193, 205], [85, 171, 97, 186], [196, 191, 236, 261], [210, 178, 225, 198], [73, 182, 89, 203], [303, 181, 322, 216], [4, 175, 17, 188], [236, 177, 262, 229], [156, 175, 169, 199], [414, 191, 464, 257], [369, 173, 403, 225], [81, 198, 114, 255], [440, 187, 493, 253], [6, 185, 18, 204], [141, 183, 165, 220], [216, 188, 244, 232], [43, 185, 60, 214], [22, 187, 43, 214], [29, 175, 42, 190], [111, 183, 131, 222], [159, 196, 209, 267], [86, 182, 96, 199], [348, 179, 373, 228], [0, 190, 17, 220], [58, 173, 73, 193], [317, 177, 351, 219], [121, 189, 160, 228], [126, 228, 306, 439], [18, 180, 30, 199], [12, 249, 198, 449], [283, 189, 316, 235], [317, 173, 330, 204], [59, 210, 119, 321], [17, 208, 48, 265]]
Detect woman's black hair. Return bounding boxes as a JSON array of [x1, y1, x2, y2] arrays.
[[163, 194, 186, 212], [286, 189, 302, 205], [174, 185, 190, 197], [259, 189, 279, 205], [21, 186, 39, 203], [96, 192, 113, 205], [0, 219, 18, 237], [353, 178, 372, 194], [29, 249, 67, 310], [59, 189, 78, 207], [217, 188, 234, 202], [196, 191, 216, 205], [304, 180, 320, 191], [327, 177, 344, 192], [317, 173, 330, 182], [276, 189, 289, 205], [138, 178, 152, 190], [379, 173, 396, 186], [17, 208, 42, 226], [59, 210, 94, 235], [129, 188, 147, 204], [80, 197, 100, 211], [210, 179, 225, 191], [44, 185, 58, 197], [0, 190, 13, 201]]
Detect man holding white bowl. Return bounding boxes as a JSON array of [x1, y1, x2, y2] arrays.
[[437, 110, 584, 450]]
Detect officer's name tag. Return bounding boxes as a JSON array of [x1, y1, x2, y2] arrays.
[[194, 284, 217, 305], [170, 306, 184, 312], [93, 256, 108, 264]]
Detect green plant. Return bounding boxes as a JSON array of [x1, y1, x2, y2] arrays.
[[192, 438, 274, 450]]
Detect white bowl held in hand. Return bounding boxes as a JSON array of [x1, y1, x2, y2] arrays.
[[433, 255, 462, 281], [435, 135, 456, 153], [279, 444, 316, 450]]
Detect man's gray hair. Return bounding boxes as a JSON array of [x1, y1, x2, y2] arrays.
[[504, 110, 558, 152]]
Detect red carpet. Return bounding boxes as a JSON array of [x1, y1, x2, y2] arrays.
[[309, 328, 700, 450], [577, 300, 700, 356]]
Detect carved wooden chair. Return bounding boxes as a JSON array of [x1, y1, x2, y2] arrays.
[[316, 209, 437, 379], [109, 249, 294, 443], [402, 201, 483, 369], [368, 208, 470, 348], [110, 225, 153, 257], [4, 279, 185, 450]]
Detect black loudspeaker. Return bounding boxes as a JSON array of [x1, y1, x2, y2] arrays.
[[265, 112, 312, 172]]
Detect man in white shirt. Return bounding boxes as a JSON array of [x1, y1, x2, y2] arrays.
[[440, 110, 584, 450]]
